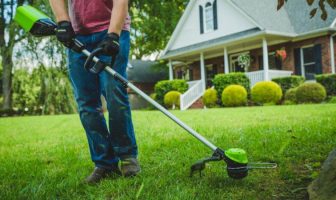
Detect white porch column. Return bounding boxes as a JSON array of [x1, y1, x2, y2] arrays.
[[330, 35, 336, 74], [168, 59, 173, 80], [262, 37, 270, 81], [224, 47, 229, 74], [200, 52, 206, 91]]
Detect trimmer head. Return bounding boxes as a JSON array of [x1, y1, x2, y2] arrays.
[[224, 148, 249, 179], [15, 5, 56, 37], [190, 148, 249, 179], [190, 148, 277, 179]]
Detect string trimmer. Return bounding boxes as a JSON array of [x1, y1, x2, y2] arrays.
[[14, 5, 276, 179]]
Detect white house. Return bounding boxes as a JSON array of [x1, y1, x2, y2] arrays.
[[160, 0, 336, 110]]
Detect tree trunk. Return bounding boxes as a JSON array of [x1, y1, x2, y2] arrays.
[[1, 51, 13, 110]]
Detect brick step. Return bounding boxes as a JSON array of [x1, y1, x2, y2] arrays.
[[189, 98, 204, 109]]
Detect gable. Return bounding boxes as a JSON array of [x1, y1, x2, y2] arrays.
[[168, 0, 258, 51]]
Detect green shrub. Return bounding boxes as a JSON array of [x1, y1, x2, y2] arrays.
[[251, 81, 283, 105], [202, 88, 218, 108], [272, 76, 305, 94], [222, 85, 247, 107], [296, 83, 326, 103], [327, 96, 336, 104], [285, 88, 298, 103], [213, 73, 250, 101], [154, 80, 188, 104], [150, 93, 157, 100], [164, 91, 181, 109], [316, 74, 336, 96]]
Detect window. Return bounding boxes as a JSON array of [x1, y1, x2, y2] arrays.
[[301, 46, 316, 80], [176, 67, 191, 81], [206, 64, 218, 87], [199, 1, 218, 34], [205, 2, 214, 32]]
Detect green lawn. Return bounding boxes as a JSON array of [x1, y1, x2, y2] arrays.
[[1, 104, 336, 199]]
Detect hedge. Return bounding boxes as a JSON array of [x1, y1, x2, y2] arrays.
[[213, 73, 250, 101], [285, 88, 297, 103], [272, 76, 305, 94], [202, 88, 218, 108], [221, 85, 247, 107], [164, 91, 181, 109], [296, 83, 326, 103], [154, 80, 188, 104], [315, 74, 336, 96], [251, 81, 283, 105]]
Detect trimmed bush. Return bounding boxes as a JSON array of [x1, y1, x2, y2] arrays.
[[272, 76, 305, 94], [222, 85, 247, 107], [285, 88, 298, 103], [296, 83, 326, 103], [202, 88, 218, 108], [164, 91, 181, 109], [251, 81, 283, 105], [316, 74, 336, 96], [154, 80, 188, 104], [213, 73, 250, 101]]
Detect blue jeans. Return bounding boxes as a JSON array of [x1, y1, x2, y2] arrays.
[[67, 30, 137, 169]]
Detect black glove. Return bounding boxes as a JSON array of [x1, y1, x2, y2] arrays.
[[97, 32, 120, 57], [56, 21, 75, 48]]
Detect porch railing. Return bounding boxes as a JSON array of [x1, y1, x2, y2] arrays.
[[269, 70, 293, 80], [246, 70, 264, 87], [180, 80, 204, 111], [246, 70, 293, 87]]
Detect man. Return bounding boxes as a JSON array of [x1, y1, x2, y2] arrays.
[[48, 0, 140, 184]]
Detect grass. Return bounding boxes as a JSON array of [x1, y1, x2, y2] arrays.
[[0, 104, 336, 200]]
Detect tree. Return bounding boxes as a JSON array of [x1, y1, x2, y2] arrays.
[[129, 0, 188, 59], [0, 0, 62, 110], [277, 0, 336, 20], [12, 66, 76, 115]]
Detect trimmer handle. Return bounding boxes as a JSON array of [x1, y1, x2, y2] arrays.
[[81, 46, 117, 74]]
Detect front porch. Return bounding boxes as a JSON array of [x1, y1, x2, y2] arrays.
[[169, 37, 294, 110], [169, 37, 295, 88]]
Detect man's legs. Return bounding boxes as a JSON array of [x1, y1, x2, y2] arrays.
[[67, 32, 119, 171], [68, 30, 139, 181], [99, 30, 140, 176], [100, 30, 138, 159]]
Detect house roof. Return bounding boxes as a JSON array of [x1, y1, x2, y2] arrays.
[[127, 60, 168, 83], [160, 0, 336, 60], [163, 27, 261, 58], [232, 0, 336, 34]]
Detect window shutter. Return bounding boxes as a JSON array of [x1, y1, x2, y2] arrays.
[[213, 0, 218, 30], [314, 44, 323, 74], [258, 55, 264, 70], [294, 48, 302, 75], [199, 5, 204, 34]]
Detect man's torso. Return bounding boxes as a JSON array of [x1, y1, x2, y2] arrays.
[[68, 0, 131, 34]]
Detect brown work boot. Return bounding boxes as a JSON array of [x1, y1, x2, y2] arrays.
[[120, 158, 141, 177], [84, 167, 121, 185]]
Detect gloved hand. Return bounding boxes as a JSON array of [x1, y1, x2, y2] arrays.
[[56, 21, 75, 48], [97, 32, 120, 57]]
